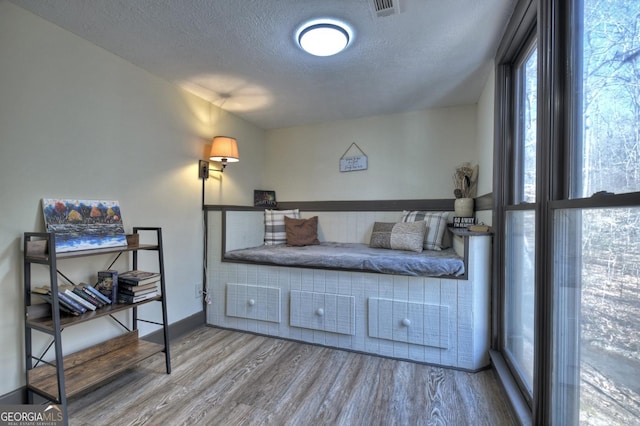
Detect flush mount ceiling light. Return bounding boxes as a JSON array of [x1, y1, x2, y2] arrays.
[[297, 20, 352, 57]]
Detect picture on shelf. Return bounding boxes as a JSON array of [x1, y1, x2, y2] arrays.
[[42, 199, 127, 253], [254, 190, 277, 207]]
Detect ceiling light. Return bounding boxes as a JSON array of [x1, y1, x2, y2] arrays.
[[298, 21, 351, 57]]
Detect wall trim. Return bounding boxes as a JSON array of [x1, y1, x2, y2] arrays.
[[474, 193, 493, 211], [204, 194, 493, 213]]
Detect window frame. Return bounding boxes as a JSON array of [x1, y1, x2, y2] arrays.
[[501, 31, 539, 405], [494, 0, 640, 424]]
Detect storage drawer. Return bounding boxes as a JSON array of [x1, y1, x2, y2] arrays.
[[290, 290, 355, 335], [368, 298, 449, 349], [226, 284, 281, 323]]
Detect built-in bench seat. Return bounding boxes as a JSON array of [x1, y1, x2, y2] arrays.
[[205, 202, 492, 371], [224, 241, 465, 277]]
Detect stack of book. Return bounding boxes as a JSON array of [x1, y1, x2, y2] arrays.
[[31, 283, 113, 316], [117, 270, 161, 304]]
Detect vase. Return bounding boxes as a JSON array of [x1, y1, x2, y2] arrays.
[[454, 198, 474, 217]]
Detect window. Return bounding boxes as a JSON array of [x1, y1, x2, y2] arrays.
[[495, 0, 640, 424], [551, 1, 640, 423], [503, 40, 538, 400]]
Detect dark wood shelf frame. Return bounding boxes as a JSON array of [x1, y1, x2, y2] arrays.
[[23, 227, 171, 426]]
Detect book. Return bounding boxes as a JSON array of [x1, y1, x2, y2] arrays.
[[64, 289, 97, 311], [84, 284, 112, 305], [73, 287, 104, 308], [118, 291, 158, 304], [31, 286, 51, 295], [118, 270, 161, 286], [56, 291, 87, 314], [118, 282, 158, 293], [96, 270, 118, 304], [118, 286, 157, 297], [33, 293, 79, 316], [469, 224, 492, 233]]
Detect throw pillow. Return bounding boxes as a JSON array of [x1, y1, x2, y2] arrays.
[[264, 209, 300, 245], [285, 216, 320, 246], [401, 211, 450, 251], [369, 221, 427, 253]]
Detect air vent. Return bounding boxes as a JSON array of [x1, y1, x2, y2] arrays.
[[371, 0, 400, 17]]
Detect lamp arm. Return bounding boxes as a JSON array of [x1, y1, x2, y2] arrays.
[[198, 159, 228, 179]]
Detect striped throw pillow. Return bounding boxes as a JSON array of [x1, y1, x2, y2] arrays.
[[264, 209, 300, 245], [401, 211, 450, 251]]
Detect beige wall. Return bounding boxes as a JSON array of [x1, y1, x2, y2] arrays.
[[0, 2, 264, 396], [264, 106, 479, 201], [0, 0, 497, 398]]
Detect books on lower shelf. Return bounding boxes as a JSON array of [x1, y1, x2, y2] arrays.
[[84, 283, 112, 305], [64, 288, 96, 311], [30, 269, 162, 314], [32, 286, 87, 315], [118, 270, 161, 286], [119, 281, 158, 294], [117, 270, 161, 304], [118, 291, 159, 304]]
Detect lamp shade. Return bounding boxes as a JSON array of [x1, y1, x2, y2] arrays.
[[209, 136, 239, 162]]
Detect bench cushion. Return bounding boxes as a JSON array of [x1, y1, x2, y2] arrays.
[[224, 242, 465, 277]]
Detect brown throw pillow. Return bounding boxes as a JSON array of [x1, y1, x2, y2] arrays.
[[285, 216, 320, 246]]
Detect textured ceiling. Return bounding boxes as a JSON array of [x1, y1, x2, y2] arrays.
[[10, 0, 515, 129]]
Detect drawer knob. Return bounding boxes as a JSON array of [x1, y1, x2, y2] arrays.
[[401, 318, 411, 327], [315, 308, 324, 316], [248, 299, 255, 306]]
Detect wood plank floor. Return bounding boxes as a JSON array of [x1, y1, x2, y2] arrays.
[[67, 327, 517, 425]]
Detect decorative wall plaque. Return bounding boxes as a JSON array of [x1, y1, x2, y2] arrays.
[[339, 142, 368, 172]]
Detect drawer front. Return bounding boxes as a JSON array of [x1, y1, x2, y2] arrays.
[[290, 290, 355, 335], [226, 284, 281, 323], [368, 298, 449, 349]]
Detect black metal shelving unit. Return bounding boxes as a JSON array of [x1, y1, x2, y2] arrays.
[[23, 227, 171, 425]]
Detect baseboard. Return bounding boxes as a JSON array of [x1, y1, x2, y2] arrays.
[[142, 311, 205, 344], [0, 311, 205, 405], [0, 388, 26, 405]]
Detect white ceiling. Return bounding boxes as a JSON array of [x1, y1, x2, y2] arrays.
[[10, 0, 515, 130]]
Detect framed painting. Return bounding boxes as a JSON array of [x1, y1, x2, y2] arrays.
[[42, 199, 127, 253], [254, 190, 277, 207]]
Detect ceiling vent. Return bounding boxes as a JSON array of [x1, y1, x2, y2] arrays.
[[371, 0, 400, 17]]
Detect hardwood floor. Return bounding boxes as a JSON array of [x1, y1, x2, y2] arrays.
[[67, 327, 516, 425]]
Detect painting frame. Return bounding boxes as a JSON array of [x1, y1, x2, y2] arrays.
[[42, 199, 127, 253], [254, 190, 277, 208]]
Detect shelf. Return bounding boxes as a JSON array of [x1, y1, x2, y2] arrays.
[[448, 227, 494, 237], [27, 331, 164, 401], [25, 242, 159, 264], [27, 296, 162, 332]]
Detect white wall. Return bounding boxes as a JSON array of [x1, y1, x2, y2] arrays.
[[264, 106, 478, 201], [0, 2, 264, 396]]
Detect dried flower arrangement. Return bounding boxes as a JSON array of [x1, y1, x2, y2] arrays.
[[453, 163, 479, 198]]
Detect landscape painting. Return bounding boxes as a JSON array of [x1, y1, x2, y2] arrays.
[[42, 199, 127, 253]]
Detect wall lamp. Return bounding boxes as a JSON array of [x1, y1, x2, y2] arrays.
[[198, 136, 239, 179]]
